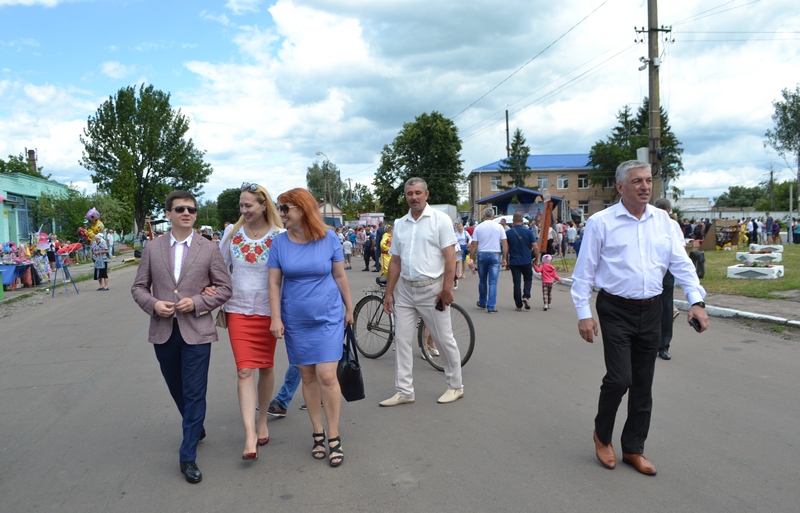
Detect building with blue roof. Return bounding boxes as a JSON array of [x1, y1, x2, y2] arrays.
[[468, 153, 621, 222]]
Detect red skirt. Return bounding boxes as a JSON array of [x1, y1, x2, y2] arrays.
[[227, 313, 277, 370]]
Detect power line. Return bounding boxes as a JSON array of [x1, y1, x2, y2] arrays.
[[672, 0, 761, 27], [451, 0, 609, 120]]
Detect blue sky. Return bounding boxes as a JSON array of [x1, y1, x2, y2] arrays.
[[1, 0, 799, 205]]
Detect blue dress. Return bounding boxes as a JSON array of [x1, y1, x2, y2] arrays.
[[267, 230, 344, 365]]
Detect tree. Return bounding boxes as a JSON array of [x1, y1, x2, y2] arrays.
[[34, 188, 130, 239], [340, 182, 378, 220], [306, 160, 344, 207], [217, 188, 241, 226], [713, 185, 765, 208], [374, 111, 464, 220], [587, 99, 684, 197], [80, 84, 213, 232], [765, 85, 800, 211], [498, 128, 532, 189], [196, 199, 219, 230], [0, 152, 50, 179]]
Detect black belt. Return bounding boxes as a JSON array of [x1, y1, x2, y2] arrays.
[[601, 289, 658, 307]]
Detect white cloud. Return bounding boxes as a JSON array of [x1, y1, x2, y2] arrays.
[[99, 61, 133, 79], [225, 0, 261, 15], [199, 10, 232, 26], [0, 0, 62, 6]]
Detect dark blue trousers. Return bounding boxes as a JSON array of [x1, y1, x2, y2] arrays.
[[154, 319, 211, 463]]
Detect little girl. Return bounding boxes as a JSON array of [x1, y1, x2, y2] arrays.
[[533, 254, 561, 311]]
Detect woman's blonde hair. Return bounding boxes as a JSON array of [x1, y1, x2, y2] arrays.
[[229, 184, 283, 237]]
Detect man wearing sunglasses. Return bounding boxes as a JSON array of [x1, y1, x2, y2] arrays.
[[132, 190, 232, 484]]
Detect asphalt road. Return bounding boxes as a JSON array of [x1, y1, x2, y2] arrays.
[[1, 264, 798, 513]]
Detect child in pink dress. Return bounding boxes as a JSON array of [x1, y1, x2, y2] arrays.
[[533, 254, 562, 311]]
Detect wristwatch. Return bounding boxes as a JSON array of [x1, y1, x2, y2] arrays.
[[692, 301, 706, 308]]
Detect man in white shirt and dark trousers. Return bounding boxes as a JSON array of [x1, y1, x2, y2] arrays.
[[571, 160, 709, 476], [379, 177, 463, 406], [469, 208, 508, 313]]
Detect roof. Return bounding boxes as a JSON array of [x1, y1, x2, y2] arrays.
[[476, 187, 562, 209], [472, 153, 590, 172]]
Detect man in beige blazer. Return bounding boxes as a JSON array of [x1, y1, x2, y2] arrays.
[[131, 190, 232, 484]]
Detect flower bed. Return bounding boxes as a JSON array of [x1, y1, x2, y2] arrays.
[[727, 264, 784, 279], [736, 252, 782, 264], [749, 244, 784, 253]]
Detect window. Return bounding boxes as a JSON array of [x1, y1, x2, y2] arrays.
[[603, 200, 613, 210], [604, 177, 614, 189], [557, 174, 569, 189], [490, 175, 502, 191], [578, 201, 589, 215], [537, 175, 548, 190], [578, 174, 589, 189]]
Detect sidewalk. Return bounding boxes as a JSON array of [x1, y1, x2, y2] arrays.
[[0, 247, 136, 304], [538, 263, 800, 327], [5, 254, 799, 327]]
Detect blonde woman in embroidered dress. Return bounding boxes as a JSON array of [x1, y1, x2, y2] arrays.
[[219, 182, 285, 461]]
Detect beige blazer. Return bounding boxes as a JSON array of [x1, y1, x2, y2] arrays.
[[131, 233, 232, 345]]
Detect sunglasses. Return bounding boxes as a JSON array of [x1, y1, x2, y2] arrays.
[[241, 182, 259, 192], [278, 204, 298, 214], [171, 206, 198, 214]]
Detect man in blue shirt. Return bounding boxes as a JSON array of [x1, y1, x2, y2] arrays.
[[505, 212, 536, 311]]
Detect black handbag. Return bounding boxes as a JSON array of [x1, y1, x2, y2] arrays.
[[337, 325, 365, 402]]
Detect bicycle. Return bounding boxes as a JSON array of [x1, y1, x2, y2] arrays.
[[352, 276, 475, 371]]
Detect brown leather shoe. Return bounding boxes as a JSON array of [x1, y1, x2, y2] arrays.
[[593, 430, 616, 469], [622, 453, 657, 476]]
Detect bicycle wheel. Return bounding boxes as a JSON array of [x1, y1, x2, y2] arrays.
[[353, 295, 393, 358], [419, 302, 475, 371]]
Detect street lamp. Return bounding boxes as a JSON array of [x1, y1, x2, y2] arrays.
[[315, 151, 331, 226]]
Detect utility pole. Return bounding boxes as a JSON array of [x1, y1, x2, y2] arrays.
[[505, 110, 511, 158], [636, 0, 672, 198]]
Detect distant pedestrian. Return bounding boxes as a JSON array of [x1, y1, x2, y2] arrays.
[[106, 230, 115, 258], [505, 212, 536, 311], [469, 208, 508, 313], [343, 238, 353, 269], [533, 254, 561, 310]]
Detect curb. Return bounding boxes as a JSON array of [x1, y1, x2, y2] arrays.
[[552, 277, 799, 328]]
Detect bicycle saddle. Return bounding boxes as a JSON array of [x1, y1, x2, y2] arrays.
[[376, 276, 387, 287]]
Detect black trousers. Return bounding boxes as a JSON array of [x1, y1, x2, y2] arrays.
[[594, 292, 661, 454], [659, 271, 675, 351]]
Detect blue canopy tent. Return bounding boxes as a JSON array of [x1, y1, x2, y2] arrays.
[[475, 187, 563, 213]]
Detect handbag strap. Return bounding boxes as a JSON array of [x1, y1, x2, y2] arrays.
[[344, 324, 359, 364]]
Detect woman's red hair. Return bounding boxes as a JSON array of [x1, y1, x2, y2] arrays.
[[278, 188, 330, 241]]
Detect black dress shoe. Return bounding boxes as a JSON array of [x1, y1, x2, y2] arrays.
[[180, 461, 202, 483], [659, 350, 671, 360], [199, 428, 206, 442]]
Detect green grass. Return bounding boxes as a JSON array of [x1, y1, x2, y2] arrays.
[[697, 244, 800, 298]]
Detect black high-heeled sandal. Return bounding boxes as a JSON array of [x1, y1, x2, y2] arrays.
[[312, 432, 327, 460], [328, 436, 344, 467]]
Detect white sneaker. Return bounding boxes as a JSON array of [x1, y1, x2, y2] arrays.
[[379, 394, 415, 407], [437, 388, 464, 404]]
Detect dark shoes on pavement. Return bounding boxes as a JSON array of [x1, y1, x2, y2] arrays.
[[267, 400, 287, 418], [593, 430, 616, 469], [180, 461, 202, 483], [622, 453, 657, 475], [659, 349, 672, 360]]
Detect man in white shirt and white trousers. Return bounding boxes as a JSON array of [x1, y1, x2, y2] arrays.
[[380, 177, 463, 406], [571, 160, 709, 476]]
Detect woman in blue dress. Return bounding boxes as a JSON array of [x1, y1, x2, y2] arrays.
[[268, 188, 354, 467]]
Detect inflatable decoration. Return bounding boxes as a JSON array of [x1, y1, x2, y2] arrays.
[[84, 207, 104, 243]]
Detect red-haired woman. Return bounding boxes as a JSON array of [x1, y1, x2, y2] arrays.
[[268, 188, 353, 467], [219, 183, 285, 460]]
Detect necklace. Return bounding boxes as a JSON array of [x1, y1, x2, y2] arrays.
[[246, 223, 268, 240]]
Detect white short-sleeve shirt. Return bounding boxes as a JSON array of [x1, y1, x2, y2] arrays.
[[390, 204, 457, 281]]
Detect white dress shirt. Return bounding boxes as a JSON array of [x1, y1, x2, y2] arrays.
[[471, 220, 507, 252], [390, 203, 457, 281], [170, 231, 194, 283], [571, 201, 705, 320]]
